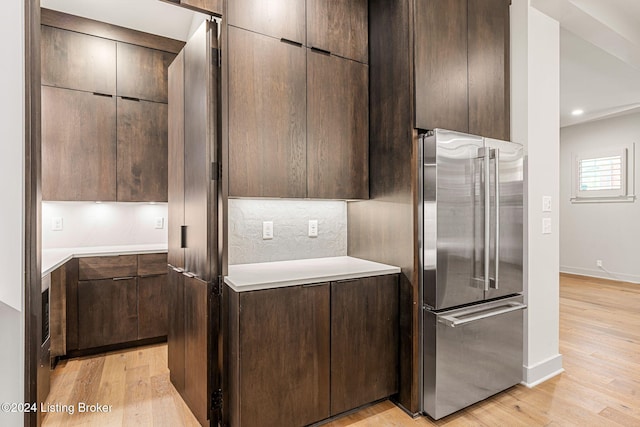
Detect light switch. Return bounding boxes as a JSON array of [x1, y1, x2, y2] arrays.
[[542, 218, 552, 234], [542, 196, 552, 212], [154, 217, 164, 229], [262, 221, 273, 240], [51, 217, 63, 231], [308, 220, 318, 237]]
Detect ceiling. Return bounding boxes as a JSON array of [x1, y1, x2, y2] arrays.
[[41, 0, 207, 41], [42, 0, 640, 129], [533, 0, 640, 127]]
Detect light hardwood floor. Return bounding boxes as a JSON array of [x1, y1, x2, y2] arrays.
[[44, 274, 640, 426]]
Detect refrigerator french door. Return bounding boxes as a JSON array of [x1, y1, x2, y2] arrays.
[[420, 129, 526, 420]]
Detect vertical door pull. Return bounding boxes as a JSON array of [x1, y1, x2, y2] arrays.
[[181, 225, 187, 249], [492, 148, 500, 290]]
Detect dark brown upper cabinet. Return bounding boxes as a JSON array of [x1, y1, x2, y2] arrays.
[[414, 0, 469, 134], [169, 0, 223, 17], [228, 0, 306, 44], [228, 27, 307, 198], [41, 25, 116, 95], [116, 98, 168, 202], [414, 0, 510, 141], [42, 86, 117, 201], [116, 42, 175, 103], [468, 0, 510, 140], [306, 0, 368, 64], [307, 52, 368, 199]]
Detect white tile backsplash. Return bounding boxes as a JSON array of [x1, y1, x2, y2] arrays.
[[42, 202, 168, 249], [228, 199, 347, 264]]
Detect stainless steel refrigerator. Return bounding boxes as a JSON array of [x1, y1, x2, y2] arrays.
[[419, 129, 526, 420]]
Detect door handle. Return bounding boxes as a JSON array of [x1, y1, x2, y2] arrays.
[[479, 147, 491, 292], [491, 148, 500, 290], [437, 302, 526, 328], [180, 225, 187, 249]]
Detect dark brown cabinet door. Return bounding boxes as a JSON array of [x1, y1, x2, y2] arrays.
[[306, 0, 368, 63], [137, 253, 168, 277], [414, 0, 468, 133], [116, 43, 175, 103], [183, 276, 210, 427], [167, 268, 185, 394], [41, 25, 116, 94], [228, 0, 305, 44], [137, 275, 168, 340], [307, 52, 368, 199], [168, 51, 185, 269], [183, 21, 218, 280], [228, 27, 307, 198], [42, 86, 117, 201], [179, 0, 222, 16], [77, 278, 138, 349], [330, 275, 399, 415], [468, 0, 510, 140], [116, 98, 168, 202], [237, 285, 330, 427]]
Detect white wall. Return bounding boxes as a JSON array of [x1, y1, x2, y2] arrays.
[[42, 202, 168, 249], [512, 0, 564, 386], [560, 112, 640, 282], [228, 199, 347, 264], [0, 0, 25, 424]]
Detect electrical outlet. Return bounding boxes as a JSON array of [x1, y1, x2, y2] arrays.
[[596, 260, 603, 268], [262, 221, 274, 240], [542, 196, 552, 212], [51, 217, 63, 231], [308, 220, 318, 237], [542, 218, 551, 234], [154, 217, 164, 229]]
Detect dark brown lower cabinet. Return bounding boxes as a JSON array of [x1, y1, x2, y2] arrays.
[[138, 275, 169, 340], [77, 278, 138, 349], [330, 275, 399, 415], [230, 284, 331, 427], [167, 268, 186, 393], [183, 276, 211, 427]]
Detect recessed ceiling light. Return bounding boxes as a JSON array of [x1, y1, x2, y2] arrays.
[[571, 109, 584, 116]]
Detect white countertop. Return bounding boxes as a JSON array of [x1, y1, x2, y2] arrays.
[[42, 244, 168, 277], [224, 256, 401, 292]]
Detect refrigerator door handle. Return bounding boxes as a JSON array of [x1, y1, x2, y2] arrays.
[[478, 147, 491, 292], [437, 302, 526, 328], [492, 148, 500, 290]]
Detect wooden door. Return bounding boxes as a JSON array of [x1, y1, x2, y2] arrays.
[[227, 0, 305, 44], [116, 42, 175, 103], [184, 275, 211, 427], [307, 52, 368, 199], [138, 275, 168, 340], [180, 0, 222, 16], [414, 0, 468, 132], [116, 98, 168, 202], [468, 0, 510, 140], [228, 27, 307, 198], [168, 50, 186, 269], [306, 0, 368, 63], [167, 268, 186, 394], [183, 21, 218, 280], [42, 86, 117, 201], [41, 25, 116, 94], [77, 278, 138, 349], [238, 285, 330, 427], [330, 275, 399, 415]]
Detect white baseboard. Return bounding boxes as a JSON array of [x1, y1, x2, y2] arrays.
[[521, 354, 564, 387], [560, 266, 640, 284]]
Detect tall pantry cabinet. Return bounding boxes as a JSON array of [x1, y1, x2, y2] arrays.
[[167, 20, 221, 427]]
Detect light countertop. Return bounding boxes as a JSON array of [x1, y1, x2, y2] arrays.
[[42, 244, 168, 277], [224, 256, 401, 292]]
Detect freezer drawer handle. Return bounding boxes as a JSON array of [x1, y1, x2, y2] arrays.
[[437, 302, 526, 328]]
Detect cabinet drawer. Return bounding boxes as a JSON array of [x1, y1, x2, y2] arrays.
[[138, 253, 168, 277], [78, 255, 137, 280]]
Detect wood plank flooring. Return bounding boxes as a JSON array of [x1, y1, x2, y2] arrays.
[[44, 274, 640, 426]]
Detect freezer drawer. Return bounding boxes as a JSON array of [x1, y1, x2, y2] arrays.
[[422, 295, 525, 420]]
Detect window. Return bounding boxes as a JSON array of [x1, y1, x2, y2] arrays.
[[571, 145, 635, 203]]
